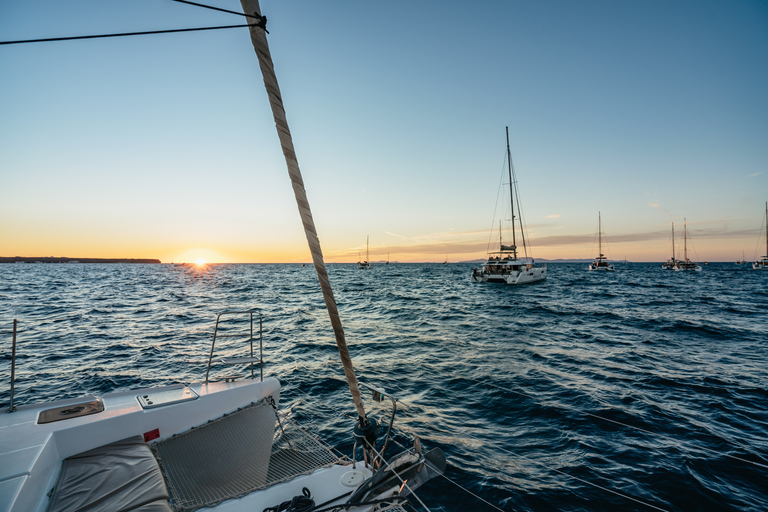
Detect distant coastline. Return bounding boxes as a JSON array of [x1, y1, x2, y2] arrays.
[[1, 257, 161, 264]]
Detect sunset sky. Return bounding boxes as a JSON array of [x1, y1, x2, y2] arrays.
[[2, 1, 767, 263]]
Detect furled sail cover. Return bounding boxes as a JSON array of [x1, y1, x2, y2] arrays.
[[500, 244, 516, 251]]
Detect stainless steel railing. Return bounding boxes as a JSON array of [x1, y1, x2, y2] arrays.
[[204, 309, 263, 384]]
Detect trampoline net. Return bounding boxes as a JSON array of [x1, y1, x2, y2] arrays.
[[152, 400, 342, 512]]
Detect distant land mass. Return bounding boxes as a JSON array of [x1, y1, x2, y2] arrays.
[[1, 256, 161, 264]]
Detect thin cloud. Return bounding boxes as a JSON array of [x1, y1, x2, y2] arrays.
[[546, 214, 562, 218], [748, 171, 763, 177]]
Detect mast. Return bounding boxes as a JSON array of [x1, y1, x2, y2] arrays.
[[598, 211, 602, 258], [241, 0, 369, 429], [366, 235, 369, 263], [506, 127, 517, 258], [683, 218, 688, 262], [765, 202, 768, 257], [671, 222, 675, 262]]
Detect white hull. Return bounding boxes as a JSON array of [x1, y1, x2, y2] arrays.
[[588, 264, 614, 271], [753, 259, 768, 270], [471, 264, 547, 284], [674, 263, 702, 272]]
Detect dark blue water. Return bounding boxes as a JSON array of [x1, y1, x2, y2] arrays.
[[1, 262, 767, 511]]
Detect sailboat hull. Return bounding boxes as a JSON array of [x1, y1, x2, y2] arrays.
[[471, 262, 547, 284]]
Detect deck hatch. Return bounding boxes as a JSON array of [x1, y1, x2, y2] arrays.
[[37, 398, 104, 424]]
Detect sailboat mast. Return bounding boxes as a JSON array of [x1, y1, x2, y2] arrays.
[[241, 0, 369, 427], [684, 218, 688, 262], [366, 235, 369, 263], [598, 211, 602, 257], [506, 127, 516, 258], [765, 202, 767, 256], [672, 222, 675, 261]]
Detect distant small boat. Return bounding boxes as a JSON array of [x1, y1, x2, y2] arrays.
[[386, 252, 390, 265], [673, 219, 702, 272], [588, 212, 614, 271], [754, 201, 768, 270], [357, 236, 372, 269], [736, 251, 746, 265]]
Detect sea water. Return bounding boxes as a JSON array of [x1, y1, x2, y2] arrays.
[[1, 262, 766, 511]]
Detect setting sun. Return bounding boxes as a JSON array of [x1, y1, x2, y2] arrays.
[[194, 259, 206, 266]]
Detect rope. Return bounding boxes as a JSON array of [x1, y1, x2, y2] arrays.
[[263, 487, 315, 512], [0, 24, 256, 46], [239, 0, 367, 425]]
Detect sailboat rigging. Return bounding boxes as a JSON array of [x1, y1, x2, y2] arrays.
[[661, 222, 677, 270], [358, 236, 372, 269], [753, 201, 768, 270], [673, 218, 702, 271], [471, 127, 546, 285], [588, 212, 614, 271]]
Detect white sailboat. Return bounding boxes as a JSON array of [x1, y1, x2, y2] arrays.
[[661, 222, 677, 270], [0, 2, 444, 511], [588, 212, 614, 271], [754, 201, 768, 270], [471, 127, 546, 285], [673, 218, 702, 271], [357, 236, 372, 269]]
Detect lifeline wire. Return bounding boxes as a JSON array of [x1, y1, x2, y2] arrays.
[[467, 378, 768, 471]]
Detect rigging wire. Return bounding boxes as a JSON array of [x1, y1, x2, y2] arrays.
[[464, 377, 768, 472], [0, 24, 256, 46], [168, 0, 264, 21], [485, 151, 508, 256]]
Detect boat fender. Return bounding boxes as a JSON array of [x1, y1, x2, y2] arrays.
[[263, 487, 314, 512]]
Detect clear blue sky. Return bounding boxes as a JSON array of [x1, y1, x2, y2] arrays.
[[1, 0, 767, 262]]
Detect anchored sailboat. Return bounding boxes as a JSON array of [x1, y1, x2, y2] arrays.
[[471, 127, 546, 285], [661, 222, 677, 269], [588, 212, 614, 271], [357, 236, 372, 269], [754, 201, 768, 270], [674, 218, 702, 271]]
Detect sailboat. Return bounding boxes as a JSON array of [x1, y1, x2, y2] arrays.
[[753, 201, 768, 270], [0, 2, 444, 511], [674, 218, 702, 271], [471, 127, 546, 285], [588, 212, 614, 271], [736, 251, 746, 265], [357, 236, 372, 269], [661, 222, 677, 269]]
